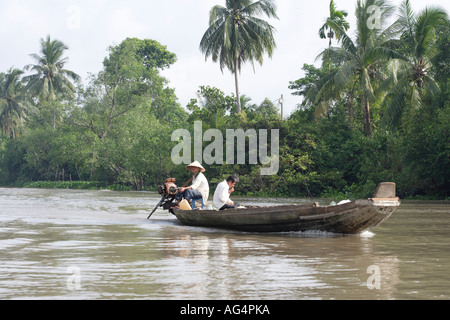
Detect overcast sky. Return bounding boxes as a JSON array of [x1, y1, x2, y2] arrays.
[[1, 0, 448, 117]]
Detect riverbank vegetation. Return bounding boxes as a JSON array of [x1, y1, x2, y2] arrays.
[[0, 0, 449, 199]]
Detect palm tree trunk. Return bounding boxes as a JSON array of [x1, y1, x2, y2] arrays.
[[347, 92, 354, 127], [328, 36, 332, 73], [361, 96, 372, 136], [234, 58, 241, 114]]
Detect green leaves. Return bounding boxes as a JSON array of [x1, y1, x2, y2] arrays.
[[1, 36, 186, 189], [24, 35, 80, 103], [62, 37, 185, 188], [379, 1, 448, 129], [319, 0, 350, 45], [0, 68, 32, 138], [286, 0, 449, 198], [200, 0, 279, 113], [104, 38, 177, 75], [72, 37, 184, 141]]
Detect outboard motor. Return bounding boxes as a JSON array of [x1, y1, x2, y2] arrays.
[[158, 178, 178, 198], [147, 178, 179, 219]]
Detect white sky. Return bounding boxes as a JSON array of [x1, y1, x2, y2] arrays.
[[1, 0, 448, 117]]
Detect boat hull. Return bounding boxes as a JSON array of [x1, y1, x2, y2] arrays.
[[172, 199, 400, 234]]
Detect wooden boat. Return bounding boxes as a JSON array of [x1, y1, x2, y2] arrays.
[[171, 182, 400, 234]]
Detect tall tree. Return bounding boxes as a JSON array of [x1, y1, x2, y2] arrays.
[[306, 0, 402, 136], [380, 0, 449, 129], [72, 38, 183, 140], [24, 35, 80, 129], [319, 0, 350, 73], [0, 68, 31, 138], [200, 0, 278, 114], [186, 85, 235, 129], [110, 38, 177, 71]]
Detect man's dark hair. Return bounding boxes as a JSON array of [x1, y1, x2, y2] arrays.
[[226, 175, 239, 183]]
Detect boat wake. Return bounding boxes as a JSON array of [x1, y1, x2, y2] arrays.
[[359, 230, 375, 238]]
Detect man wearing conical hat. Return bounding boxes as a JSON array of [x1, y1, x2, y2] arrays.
[[176, 161, 209, 205]]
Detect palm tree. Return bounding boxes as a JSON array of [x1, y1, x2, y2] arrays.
[[319, 0, 350, 73], [306, 0, 402, 136], [200, 0, 278, 114], [23, 35, 80, 129], [0, 68, 32, 138], [380, 0, 449, 129]]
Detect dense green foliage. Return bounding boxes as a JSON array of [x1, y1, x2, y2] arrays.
[[0, 1, 448, 199]]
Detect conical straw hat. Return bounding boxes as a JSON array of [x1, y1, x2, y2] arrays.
[[186, 160, 205, 172]]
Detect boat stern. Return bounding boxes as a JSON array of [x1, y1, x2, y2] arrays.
[[369, 182, 401, 207]]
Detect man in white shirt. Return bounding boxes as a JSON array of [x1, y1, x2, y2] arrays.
[[176, 161, 209, 204], [213, 175, 239, 210]]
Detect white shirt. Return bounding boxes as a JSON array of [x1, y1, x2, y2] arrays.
[[191, 172, 209, 203], [213, 180, 232, 209]]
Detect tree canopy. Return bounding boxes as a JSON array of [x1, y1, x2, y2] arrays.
[[200, 0, 279, 113], [0, 0, 448, 199]]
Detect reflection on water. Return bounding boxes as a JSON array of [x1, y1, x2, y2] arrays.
[[0, 188, 449, 300]]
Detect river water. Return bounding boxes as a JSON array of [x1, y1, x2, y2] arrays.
[[0, 187, 449, 300]]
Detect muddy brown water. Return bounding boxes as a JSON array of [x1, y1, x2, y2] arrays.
[[1, 188, 449, 300]]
